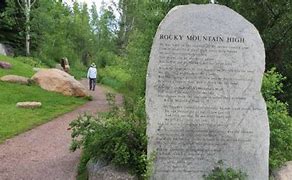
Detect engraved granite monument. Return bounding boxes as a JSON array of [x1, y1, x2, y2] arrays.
[[146, 4, 269, 180]]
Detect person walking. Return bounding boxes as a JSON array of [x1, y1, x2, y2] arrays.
[[87, 63, 97, 91]]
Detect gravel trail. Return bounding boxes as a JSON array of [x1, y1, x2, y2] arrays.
[[0, 79, 122, 180]]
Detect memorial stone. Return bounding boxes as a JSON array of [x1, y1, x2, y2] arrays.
[[146, 4, 269, 180]]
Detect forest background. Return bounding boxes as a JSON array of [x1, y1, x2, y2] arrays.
[[0, 0, 292, 178]]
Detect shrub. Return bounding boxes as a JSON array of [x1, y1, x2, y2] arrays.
[[70, 94, 148, 178], [262, 68, 292, 170], [15, 56, 44, 67], [99, 66, 131, 90], [96, 50, 118, 68], [203, 160, 247, 180]]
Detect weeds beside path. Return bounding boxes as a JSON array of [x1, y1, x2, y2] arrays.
[[0, 79, 123, 180]]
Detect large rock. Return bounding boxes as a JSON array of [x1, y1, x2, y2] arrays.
[[60, 57, 70, 72], [146, 4, 269, 180], [16, 102, 42, 109], [0, 43, 14, 56], [273, 161, 292, 180], [33, 67, 42, 72], [31, 68, 88, 97], [55, 63, 63, 71], [87, 159, 137, 180], [0, 75, 29, 85], [0, 61, 12, 69], [0, 43, 7, 56]]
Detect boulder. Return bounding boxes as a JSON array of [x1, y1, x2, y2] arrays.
[[16, 102, 42, 109], [0, 43, 14, 56], [60, 57, 70, 72], [0, 61, 12, 69], [31, 68, 88, 97], [87, 159, 137, 180], [0, 43, 7, 56], [273, 161, 292, 180], [55, 63, 63, 71], [0, 75, 29, 85], [33, 67, 41, 72]]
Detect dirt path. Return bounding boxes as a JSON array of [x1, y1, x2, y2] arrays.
[[0, 79, 122, 180]]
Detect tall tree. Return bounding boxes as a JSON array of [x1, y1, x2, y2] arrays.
[[90, 3, 118, 68], [17, 0, 36, 56], [217, 0, 292, 112], [30, 0, 73, 65], [115, 0, 136, 50], [70, 2, 95, 66]]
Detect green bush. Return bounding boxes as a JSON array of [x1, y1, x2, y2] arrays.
[[100, 76, 123, 89], [70, 94, 148, 178], [96, 49, 118, 68], [0, 55, 35, 77], [261, 68, 292, 170], [69, 65, 88, 80], [14, 56, 44, 67], [203, 160, 247, 180], [99, 66, 131, 90]]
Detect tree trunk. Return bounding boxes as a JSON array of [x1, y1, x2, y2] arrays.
[[18, 0, 35, 56], [25, 2, 30, 56]]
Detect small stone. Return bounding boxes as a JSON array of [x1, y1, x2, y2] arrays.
[[16, 102, 42, 109], [0, 75, 29, 85], [0, 61, 12, 69]]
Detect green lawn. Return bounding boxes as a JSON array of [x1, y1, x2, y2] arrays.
[[0, 55, 37, 77], [0, 55, 87, 143]]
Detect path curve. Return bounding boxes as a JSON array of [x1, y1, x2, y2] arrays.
[[0, 79, 122, 180]]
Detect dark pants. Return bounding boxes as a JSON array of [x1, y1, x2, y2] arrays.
[[89, 78, 96, 91]]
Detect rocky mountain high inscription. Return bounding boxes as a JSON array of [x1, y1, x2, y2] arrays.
[[146, 4, 269, 180]]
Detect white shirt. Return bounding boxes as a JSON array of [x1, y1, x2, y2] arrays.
[[87, 67, 97, 78]]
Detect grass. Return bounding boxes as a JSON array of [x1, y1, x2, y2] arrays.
[[70, 66, 88, 80], [0, 55, 88, 143], [99, 83, 118, 94], [0, 55, 37, 77]]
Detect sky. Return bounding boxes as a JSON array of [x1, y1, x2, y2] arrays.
[[62, 0, 115, 10], [62, 0, 119, 18]]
